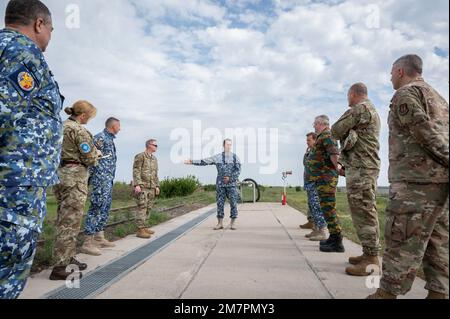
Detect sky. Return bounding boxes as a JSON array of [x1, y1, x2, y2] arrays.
[[1, 0, 449, 187]]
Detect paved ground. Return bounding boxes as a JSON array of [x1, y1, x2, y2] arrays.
[[21, 203, 428, 299]]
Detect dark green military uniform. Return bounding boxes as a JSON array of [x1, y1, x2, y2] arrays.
[[308, 130, 341, 235]]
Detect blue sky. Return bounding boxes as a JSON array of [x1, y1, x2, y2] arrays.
[[1, 0, 449, 187]]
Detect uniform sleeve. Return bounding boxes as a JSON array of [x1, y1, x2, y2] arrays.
[[133, 154, 144, 186], [94, 135, 105, 153], [3, 45, 43, 98], [322, 135, 340, 156], [394, 89, 449, 168], [331, 108, 359, 140], [231, 156, 241, 182], [192, 154, 218, 166], [76, 130, 98, 167]]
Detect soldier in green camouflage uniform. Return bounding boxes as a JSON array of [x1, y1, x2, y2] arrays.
[[368, 55, 449, 299], [309, 115, 345, 253], [133, 139, 160, 239], [49, 101, 100, 281], [331, 83, 382, 276]]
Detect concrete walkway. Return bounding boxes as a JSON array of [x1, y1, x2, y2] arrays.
[[21, 203, 427, 299]]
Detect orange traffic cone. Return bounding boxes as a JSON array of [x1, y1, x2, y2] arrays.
[[282, 192, 287, 205]]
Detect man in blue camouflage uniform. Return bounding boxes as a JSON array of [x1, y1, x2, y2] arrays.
[[81, 118, 120, 255], [185, 139, 241, 230], [0, 0, 63, 299]]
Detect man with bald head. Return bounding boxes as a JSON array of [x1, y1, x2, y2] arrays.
[[332, 83, 381, 277], [368, 54, 449, 299]]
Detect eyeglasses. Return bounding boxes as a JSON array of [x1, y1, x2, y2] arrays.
[[151, 144, 158, 148]]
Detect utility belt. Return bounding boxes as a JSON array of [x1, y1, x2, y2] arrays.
[[61, 160, 86, 168]]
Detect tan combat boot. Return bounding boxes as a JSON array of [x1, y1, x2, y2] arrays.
[[214, 218, 224, 230], [348, 254, 365, 265], [300, 221, 314, 230], [145, 228, 155, 235], [346, 254, 380, 276], [94, 231, 116, 248], [426, 291, 449, 299], [80, 235, 102, 256], [366, 288, 397, 299], [305, 226, 317, 238], [309, 228, 327, 241], [137, 228, 152, 239], [230, 219, 237, 230]]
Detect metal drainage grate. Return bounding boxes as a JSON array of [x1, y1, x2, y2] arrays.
[[42, 208, 216, 299]]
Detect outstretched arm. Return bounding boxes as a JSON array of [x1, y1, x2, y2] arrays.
[[185, 154, 219, 166]]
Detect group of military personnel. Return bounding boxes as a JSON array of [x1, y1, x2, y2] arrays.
[[0, 0, 448, 300], [0, 0, 163, 298], [300, 55, 449, 299]]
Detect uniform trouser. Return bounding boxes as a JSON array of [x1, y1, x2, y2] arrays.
[[84, 180, 114, 236], [381, 182, 449, 296], [346, 167, 381, 256], [135, 188, 156, 229], [314, 177, 342, 235], [0, 187, 45, 299], [217, 186, 239, 219], [304, 181, 327, 230], [53, 180, 88, 266]]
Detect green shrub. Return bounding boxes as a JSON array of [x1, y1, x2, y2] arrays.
[[159, 175, 200, 198], [112, 181, 134, 201], [295, 186, 302, 192]]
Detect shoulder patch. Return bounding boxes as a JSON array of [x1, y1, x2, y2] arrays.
[[399, 103, 409, 116], [8, 65, 39, 96], [80, 142, 91, 154]]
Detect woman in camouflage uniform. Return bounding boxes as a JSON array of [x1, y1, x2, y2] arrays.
[[49, 101, 100, 281]]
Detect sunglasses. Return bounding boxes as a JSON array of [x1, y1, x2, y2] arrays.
[[151, 144, 158, 148]]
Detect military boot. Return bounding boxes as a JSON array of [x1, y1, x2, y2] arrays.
[[366, 288, 397, 299], [319, 233, 345, 253], [300, 221, 314, 229], [137, 228, 152, 239], [214, 218, 224, 230], [230, 218, 237, 230], [309, 228, 327, 241], [69, 257, 87, 271], [145, 228, 155, 235], [345, 254, 380, 276], [305, 226, 317, 238], [426, 291, 449, 299], [348, 254, 365, 265], [49, 265, 83, 281], [80, 235, 102, 256], [94, 231, 116, 248]]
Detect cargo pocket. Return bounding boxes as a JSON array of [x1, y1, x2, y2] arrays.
[[387, 215, 407, 247]]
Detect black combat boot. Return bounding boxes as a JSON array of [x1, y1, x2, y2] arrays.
[[70, 257, 88, 271], [319, 233, 345, 253], [49, 265, 83, 281]]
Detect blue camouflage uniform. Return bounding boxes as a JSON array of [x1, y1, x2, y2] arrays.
[[193, 152, 241, 219], [303, 148, 326, 230], [84, 129, 117, 235], [0, 29, 63, 299]]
